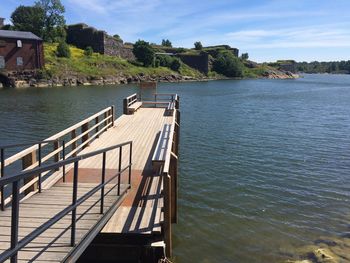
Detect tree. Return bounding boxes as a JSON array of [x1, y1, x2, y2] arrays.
[[113, 34, 122, 41], [84, 46, 93, 56], [11, 5, 45, 37], [213, 51, 244, 77], [35, 0, 66, 42], [132, 40, 155, 67], [56, 41, 70, 58], [241, 53, 249, 60], [162, 39, 172, 47], [194, 41, 203, 50]]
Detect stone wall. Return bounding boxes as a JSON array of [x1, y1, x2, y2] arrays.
[[66, 24, 135, 60], [177, 52, 209, 74]]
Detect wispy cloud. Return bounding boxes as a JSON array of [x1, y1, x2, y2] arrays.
[[3, 0, 350, 61]]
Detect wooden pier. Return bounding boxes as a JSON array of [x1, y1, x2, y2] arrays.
[[0, 93, 180, 263]]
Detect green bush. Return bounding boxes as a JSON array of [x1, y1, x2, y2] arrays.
[[154, 58, 160, 67], [213, 51, 244, 77], [56, 41, 70, 58], [170, 58, 181, 71], [133, 40, 155, 67], [84, 46, 93, 56]]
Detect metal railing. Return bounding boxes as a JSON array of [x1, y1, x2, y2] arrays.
[[0, 139, 66, 211], [0, 141, 132, 263]]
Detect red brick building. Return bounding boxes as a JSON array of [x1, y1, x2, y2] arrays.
[[0, 30, 44, 71]]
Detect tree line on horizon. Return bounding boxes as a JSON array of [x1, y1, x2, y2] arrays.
[[296, 61, 350, 74]]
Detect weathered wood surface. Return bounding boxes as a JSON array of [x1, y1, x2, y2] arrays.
[[0, 183, 128, 263], [0, 106, 178, 261]]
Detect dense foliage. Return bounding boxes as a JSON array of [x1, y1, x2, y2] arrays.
[[213, 51, 244, 77], [161, 39, 172, 47], [296, 61, 350, 74], [35, 0, 66, 42], [11, 5, 45, 37], [84, 46, 93, 56], [241, 53, 249, 60], [133, 40, 155, 67], [194, 41, 203, 50], [56, 41, 70, 58]]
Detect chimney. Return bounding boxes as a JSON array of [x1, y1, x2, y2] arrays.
[[0, 18, 4, 29]]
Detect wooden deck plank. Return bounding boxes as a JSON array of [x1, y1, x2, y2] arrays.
[[0, 107, 175, 262]]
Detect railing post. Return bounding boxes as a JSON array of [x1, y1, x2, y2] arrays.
[[111, 106, 115, 127], [104, 111, 108, 127], [123, 98, 128, 115], [95, 116, 99, 138], [10, 181, 19, 263], [175, 95, 179, 110], [81, 122, 89, 149], [118, 147, 122, 196], [38, 143, 42, 193], [163, 172, 172, 257], [128, 143, 132, 186], [1, 148, 5, 211], [71, 130, 77, 157], [71, 161, 79, 246], [100, 152, 106, 214], [22, 150, 38, 195], [62, 141, 66, 182], [53, 140, 60, 171]]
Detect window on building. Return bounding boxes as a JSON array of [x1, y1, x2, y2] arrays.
[[0, 40, 5, 47], [0, 56, 4, 69], [17, 40, 22, 48], [16, 57, 23, 66]]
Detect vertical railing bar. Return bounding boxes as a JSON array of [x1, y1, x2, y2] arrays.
[[71, 161, 79, 247], [128, 143, 132, 186], [1, 148, 5, 211], [10, 181, 19, 263], [62, 140, 66, 182], [100, 152, 106, 214], [118, 146, 122, 196], [38, 143, 42, 193]]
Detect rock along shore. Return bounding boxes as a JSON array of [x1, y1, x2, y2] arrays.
[[0, 69, 299, 88]]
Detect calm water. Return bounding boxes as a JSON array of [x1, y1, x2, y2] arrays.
[[1, 74, 350, 262]]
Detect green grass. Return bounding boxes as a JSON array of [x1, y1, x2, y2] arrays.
[[43, 43, 202, 79]]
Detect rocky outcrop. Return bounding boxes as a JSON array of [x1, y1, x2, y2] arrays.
[[262, 69, 299, 79], [285, 235, 350, 263]]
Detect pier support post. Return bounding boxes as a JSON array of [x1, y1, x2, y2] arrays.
[[163, 172, 172, 257], [22, 151, 38, 195], [170, 155, 178, 224]]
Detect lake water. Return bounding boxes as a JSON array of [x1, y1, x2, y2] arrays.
[[1, 74, 350, 262]]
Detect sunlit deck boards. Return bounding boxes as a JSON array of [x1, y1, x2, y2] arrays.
[[72, 107, 172, 235], [0, 96, 179, 262], [0, 183, 128, 263], [78, 107, 173, 170]]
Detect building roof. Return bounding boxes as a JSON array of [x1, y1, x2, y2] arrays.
[[0, 30, 42, 41]]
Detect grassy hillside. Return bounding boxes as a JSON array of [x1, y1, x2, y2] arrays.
[[43, 43, 204, 79]]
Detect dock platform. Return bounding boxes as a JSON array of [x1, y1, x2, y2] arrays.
[[0, 93, 180, 263]]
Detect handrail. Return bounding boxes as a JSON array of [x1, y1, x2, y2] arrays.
[[0, 106, 115, 210], [0, 141, 132, 186], [0, 141, 132, 263]]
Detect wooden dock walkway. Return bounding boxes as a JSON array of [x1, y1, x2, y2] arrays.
[[0, 93, 180, 263]]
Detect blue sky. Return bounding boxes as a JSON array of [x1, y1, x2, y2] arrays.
[[2, 0, 350, 62]]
